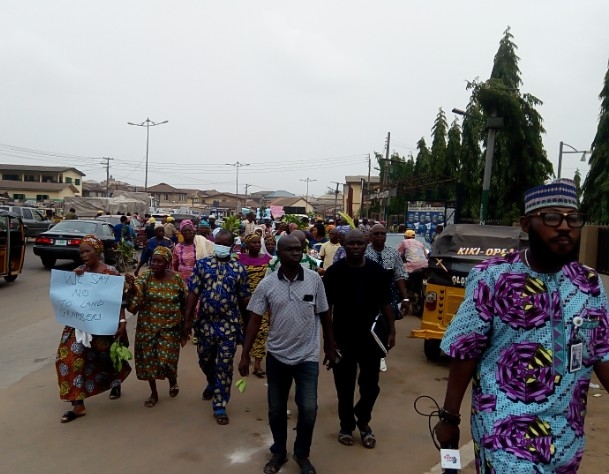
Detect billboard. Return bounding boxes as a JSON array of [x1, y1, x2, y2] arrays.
[[406, 203, 446, 243]]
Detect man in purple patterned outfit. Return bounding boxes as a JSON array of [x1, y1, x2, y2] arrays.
[[435, 179, 609, 473]]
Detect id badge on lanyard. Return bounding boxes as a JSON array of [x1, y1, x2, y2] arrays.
[[569, 316, 584, 373]]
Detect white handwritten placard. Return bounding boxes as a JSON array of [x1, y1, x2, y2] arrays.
[[49, 270, 125, 335]]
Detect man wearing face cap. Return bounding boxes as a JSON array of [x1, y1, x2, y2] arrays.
[[435, 179, 609, 472]]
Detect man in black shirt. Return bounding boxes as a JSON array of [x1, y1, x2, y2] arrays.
[[323, 229, 394, 450]]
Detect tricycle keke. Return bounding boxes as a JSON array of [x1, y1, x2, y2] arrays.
[[410, 224, 528, 360]]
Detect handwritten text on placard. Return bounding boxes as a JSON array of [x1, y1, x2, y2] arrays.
[[50, 270, 124, 335]]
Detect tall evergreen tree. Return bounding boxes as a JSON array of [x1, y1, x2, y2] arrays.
[[470, 27, 552, 223], [458, 101, 484, 219], [431, 108, 449, 176], [414, 137, 432, 178], [581, 61, 609, 223], [444, 119, 462, 201]]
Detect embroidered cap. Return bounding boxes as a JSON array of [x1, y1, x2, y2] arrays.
[[524, 178, 579, 214]]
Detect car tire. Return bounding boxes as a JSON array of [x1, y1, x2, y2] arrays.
[[41, 256, 57, 269], [423, 339, 442, 361], [4, 273, 18, 282]]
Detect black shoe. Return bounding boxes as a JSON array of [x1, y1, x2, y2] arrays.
[[263, 453, 288, 474], [292, 454, 316, 474]]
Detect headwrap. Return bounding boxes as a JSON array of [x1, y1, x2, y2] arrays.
[[198, 220, 210, 227], [148, 217, 156, 224], [524, 178, 579, 214], [166, 216, 175, 222], [180, 219, 195, 231], [81, 234, 104, 255], [152, 245, 173, 264], [244, 233, 260, 243], [405, 230, 416, 238], [264, 235, 275, 244]]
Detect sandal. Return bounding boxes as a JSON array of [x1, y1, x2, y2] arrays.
[[337, 430, 354, 446], [109, 386, 121, 400], [169, 384, 180, 398], [263, 453, 288, 474], [214, 410, 229, 425], [144, 396, 158, 408], [360, 428, 376, 449], [253, 368, 266, 378], [60, 410, 86, 423], [293, 454, 317, 474], [202, 386, 214, 400]]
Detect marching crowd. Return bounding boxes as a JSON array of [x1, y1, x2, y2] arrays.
[[54, 178, 609, 473], [55, 211, 411, 474]]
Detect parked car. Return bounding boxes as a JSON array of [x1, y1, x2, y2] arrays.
[[33, 220, 117, 269], [0, 205, 51, 237], [94, 214, 146, 248]]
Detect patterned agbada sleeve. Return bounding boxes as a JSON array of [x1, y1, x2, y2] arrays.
[[591, 274, 609, 364], [392, 249, 407, 282], [236, 263, 251, 301], [187, 259, 206, 295], [440, 264, 496, 360]]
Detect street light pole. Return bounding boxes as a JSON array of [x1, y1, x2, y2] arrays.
[[226, 161, 250, 214], [452, 108, 503, 225], [557, 141, 588, 179], [127, 117, 169, 192], [300, 177, 316, 211]]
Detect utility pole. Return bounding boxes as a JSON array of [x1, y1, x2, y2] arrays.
[[100, 157, 114, 197], [381, 132, 391, 223], [226, 161, 250, 213], [366, 153, 371, 218], [127, 118, 169, 192], [331, 181, 342, 218], [300, 177, 316, 211]]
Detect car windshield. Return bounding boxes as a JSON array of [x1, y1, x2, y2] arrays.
[[52, 221, 98, 234]]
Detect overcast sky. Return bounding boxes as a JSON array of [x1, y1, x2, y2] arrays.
[[1, 1, 607, 198]]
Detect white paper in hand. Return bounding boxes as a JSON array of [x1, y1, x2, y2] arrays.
[[440, 449, 461, 469]]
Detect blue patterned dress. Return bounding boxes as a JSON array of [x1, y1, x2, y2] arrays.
[[441, 251, 609, 473], [187, 256, 250, 414]]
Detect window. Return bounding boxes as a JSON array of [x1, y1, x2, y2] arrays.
[[36, 194, 49, 201], [13, 194, 25, 200], [42, 175, 56, 183], [164, 194, 169, 200], [3, 174, 19, 181], [24, 175, 37, 182], [65, 177, 73, 184], [75, 179, 80, 185], [21, 209, 33, 219]]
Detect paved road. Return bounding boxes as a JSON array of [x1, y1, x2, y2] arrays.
[[0, 245, 607, 473]]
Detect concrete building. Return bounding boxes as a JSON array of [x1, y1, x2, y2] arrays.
[[0, 164, 85, 204], [343, 175, 381, 217]]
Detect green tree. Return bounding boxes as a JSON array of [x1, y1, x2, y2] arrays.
[[458, 101, 484, 219], [444, 119, 462, 201], [469, 27, 552, 223], [431, 108, 449, 176], [581, 61, 609, 223], [414, 137, 432, 177]]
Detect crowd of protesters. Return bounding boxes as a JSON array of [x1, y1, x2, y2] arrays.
[[55, 179, 609, 473]]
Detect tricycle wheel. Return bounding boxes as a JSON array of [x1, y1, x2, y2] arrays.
[[4, 274, 18, 282], [41, 256, 56, 269], [423, 339, 442, 361]]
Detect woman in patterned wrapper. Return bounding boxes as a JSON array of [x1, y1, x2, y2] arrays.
[[237, 233, 272, 377], [55, 234, 131, 423], [126, 246, 187, 408]]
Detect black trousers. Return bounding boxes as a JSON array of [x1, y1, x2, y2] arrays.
[[332, 346, 381, 432]]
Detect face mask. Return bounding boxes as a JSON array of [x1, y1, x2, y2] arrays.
[[214, 244, 232, 258]]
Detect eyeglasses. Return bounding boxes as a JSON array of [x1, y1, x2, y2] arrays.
[[527, 212, 586, 228]]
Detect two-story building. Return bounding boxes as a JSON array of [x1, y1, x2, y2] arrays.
[[146, 183, 189, 209], [0, 164, 85, 204], [343, 175, 381, 217]]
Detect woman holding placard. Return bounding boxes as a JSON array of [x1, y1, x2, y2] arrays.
[[127, 246, 186, 408], [55, 234, 132, 423]]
